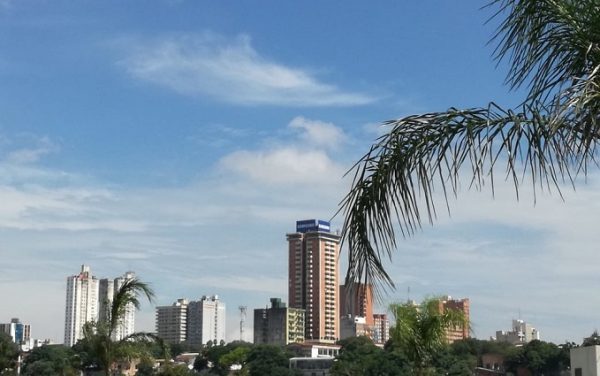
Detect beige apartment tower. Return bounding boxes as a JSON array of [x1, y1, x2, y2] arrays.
[[155, 299, 189, 344], [438, 296, 470, 343], [287, 219, 340, 343]]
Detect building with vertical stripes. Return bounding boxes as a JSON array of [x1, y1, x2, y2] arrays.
[[64, 265, 99, 347], [287, 219, 340, 343]]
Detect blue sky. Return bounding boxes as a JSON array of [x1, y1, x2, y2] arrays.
[[0, 0, 596, 344]]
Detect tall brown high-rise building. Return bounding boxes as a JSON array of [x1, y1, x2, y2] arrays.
[[437, 296, 470, 343], [287, 219, 340, 343]]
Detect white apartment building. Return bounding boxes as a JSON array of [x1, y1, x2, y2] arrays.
[[495, 319, 540, 344], [64, 265, 99, 347], [187, 295, 226, 346]]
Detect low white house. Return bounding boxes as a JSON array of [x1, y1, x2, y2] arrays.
[[571, 345, 600, 376]]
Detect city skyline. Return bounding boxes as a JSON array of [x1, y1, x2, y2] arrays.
[[1, 0, 600, 345]]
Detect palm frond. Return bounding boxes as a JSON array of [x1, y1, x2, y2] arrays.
[[490, 0, 600, 104], [109, 278, 155, 336], [342, 0, 600, 293], [115, 332, 167, 364], [340, 103, 599, 290], [390, 297, 468, 371]]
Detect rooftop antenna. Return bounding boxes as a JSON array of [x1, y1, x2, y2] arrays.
[[239, 306, 247, 341]]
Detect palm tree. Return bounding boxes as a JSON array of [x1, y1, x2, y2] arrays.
[[390, 298, 467, 375], [341, 0, 600, 290], [78, 278, 158, 376]]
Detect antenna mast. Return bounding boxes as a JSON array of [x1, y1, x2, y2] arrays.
[[239, 306, 247, 341]]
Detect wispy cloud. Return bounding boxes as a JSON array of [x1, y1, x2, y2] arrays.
[[119, 33, 375, 107], [6, 136, 59, 164], [289, 116, 348, 150], [0, 134, 60, 164], [219, 117, 347, 186], [221, 148, 344, 185]]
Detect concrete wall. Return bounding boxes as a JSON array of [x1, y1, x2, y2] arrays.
[[571, 346, 600, 376]]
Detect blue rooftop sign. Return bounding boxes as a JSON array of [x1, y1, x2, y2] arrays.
[[296, 219, 330, 233]]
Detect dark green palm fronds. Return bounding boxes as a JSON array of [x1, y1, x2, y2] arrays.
[[109, 278, 154, 338], [80, 278, 155, 376], [491, 0, 600, 101], [342, 105, 582, 289], [341, 0, 600, 292]]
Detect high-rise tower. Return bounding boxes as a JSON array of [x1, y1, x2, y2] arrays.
[[64, 265, 99, 347], [287, 219, 340, 342], [156, 298, 189, 344], [187, 295, 226, 346]]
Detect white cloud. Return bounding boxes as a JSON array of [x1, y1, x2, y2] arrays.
[[0, 134, 60, 165], [220, 147, 344, 185], [218, 116, 348, 187], [119, 33, 375, 106], [5, 136, 59, 164], [362, 122, 389, 137], [289, 116, 347, 150]]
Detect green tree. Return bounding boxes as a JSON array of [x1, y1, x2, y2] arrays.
[[21, 345, 80, 376], [75, 277, 158, 376], [448, 337, 513, 368], [583, 330, 600, 346], [340, 1, 600, 290], [331, 336, 410, 376], [505, 340, 569, 376], [0, 333, 18, 375], [432, 346, 475, 376], [218, 346, 249, 374], [135, 357, 156, 376], [193, 355, 209, 373], [203, 341, 251, 376], [245, 345, 300, 376], [389, 298, 467, 376], [156, 363, 194, 376]]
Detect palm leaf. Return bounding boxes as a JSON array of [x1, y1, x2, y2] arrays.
[[109, 278, 155, 337], [340, 0, 600, 293]]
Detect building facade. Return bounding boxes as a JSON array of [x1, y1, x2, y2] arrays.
[[340, 315, 371, 340], [254, 298, 305, 346], [372, 313, 390, 345], [156, 299, 189, 344], [339, 283, 374, 326], [570, 345, 600, 376], [288, 219, 340, 343], [495, 319, 540, 344], [438, 296, 470, 343], [64, 265, 99, 347], [187, 295, 226, 346], [0, 318, 30, 344]]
